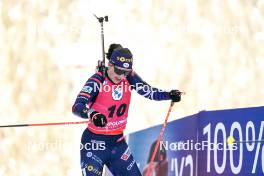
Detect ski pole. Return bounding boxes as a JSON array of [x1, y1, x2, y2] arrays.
[[145, 101, 175, 176], [226, 135, 264, 144], [0, 121, 89, 128]]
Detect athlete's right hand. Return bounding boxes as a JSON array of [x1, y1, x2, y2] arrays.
[[89, 111, 107, 127]]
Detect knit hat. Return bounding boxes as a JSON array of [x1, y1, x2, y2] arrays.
[[110, 48, 133, 69]]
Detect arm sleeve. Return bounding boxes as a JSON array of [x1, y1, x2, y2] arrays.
[[72, 72, 104, 118], [127, 71, 171, 101]]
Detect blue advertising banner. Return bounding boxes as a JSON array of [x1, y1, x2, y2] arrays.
[[198, 106, 264, 175], [128, 106, 264, 176], [128, 114, 198, 176]]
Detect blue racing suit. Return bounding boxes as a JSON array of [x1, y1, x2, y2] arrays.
[[72, 70, 171, 176]]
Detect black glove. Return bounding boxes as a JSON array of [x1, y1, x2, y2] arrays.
[[169, 90, 181, 102], [89, 111, 107, 127]]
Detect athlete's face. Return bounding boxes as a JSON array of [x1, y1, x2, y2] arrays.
[[108, 63, 131, 84]]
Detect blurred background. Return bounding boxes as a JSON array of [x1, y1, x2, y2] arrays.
[[0, 0, 263, 175]]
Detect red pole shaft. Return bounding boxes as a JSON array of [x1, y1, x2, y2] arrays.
[[146, 101, 174, 176], [0, 121, 89, 128]]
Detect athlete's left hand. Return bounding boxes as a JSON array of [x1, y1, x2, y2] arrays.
[[169, 90, 182, 102]]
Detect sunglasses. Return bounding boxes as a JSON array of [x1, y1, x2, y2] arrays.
[[114, 66, 132, 76]]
